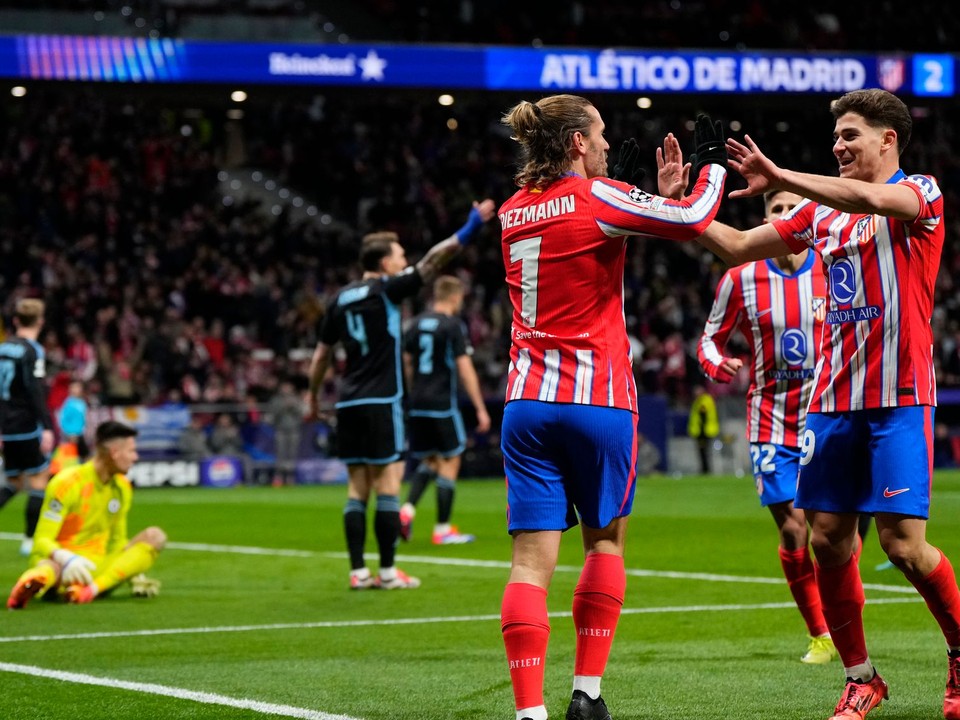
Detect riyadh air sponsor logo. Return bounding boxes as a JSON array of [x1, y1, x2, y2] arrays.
[[883, 487, 910, 498], [826, 306, 881, 324], [829, 258, 857, 304], [770, 368, 815, 380], [780, 328, 808, 366]]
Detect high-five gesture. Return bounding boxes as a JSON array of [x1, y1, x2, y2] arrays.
[[690, 113, 728, 175], [656, 132, 691, 200], [726, 135, 784, 199]]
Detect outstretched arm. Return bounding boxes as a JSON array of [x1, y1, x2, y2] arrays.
[[727, 135, 920, 220], [415, 199, 496, 284], [697, 220, 791, 266]]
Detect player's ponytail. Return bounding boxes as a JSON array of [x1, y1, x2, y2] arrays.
[[502, 95, 594, 189]]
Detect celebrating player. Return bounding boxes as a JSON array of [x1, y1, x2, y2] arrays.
[[0, 299, 55, 556], [698, 88, 960, 720], [308, 202, 494, 591], [7, 421, 165, 608], [399, 275, 491, 545], [498, 95, 727, 720], [698, 189, 840, 664]]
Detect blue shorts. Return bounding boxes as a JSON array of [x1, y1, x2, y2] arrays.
[[501, 400, 638, 533], [796, 406, 933, 517], [750, 443, 801, 507]]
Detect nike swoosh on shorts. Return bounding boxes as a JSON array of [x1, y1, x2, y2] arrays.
[[883, 487, 910, 498]]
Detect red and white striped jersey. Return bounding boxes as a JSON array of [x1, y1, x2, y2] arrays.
[[774, 171, 944, 412], [499, 167, 726, 411], [698, 253, 826, 446]]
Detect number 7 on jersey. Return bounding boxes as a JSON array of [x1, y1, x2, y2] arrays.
[[509, 236, 542, 328]]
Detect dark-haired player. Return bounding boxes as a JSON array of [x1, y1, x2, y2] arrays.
[[699, 88, 960, 720], [309, 201, 494, 590], [7, 421, 165, 608]]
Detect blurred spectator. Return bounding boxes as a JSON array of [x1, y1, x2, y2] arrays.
[[208, 414, 244, 457], [688, 385, 720, 475], [57, 380, 89, 458], [268, 380, 304, 485], [177, 414, 210, 462]]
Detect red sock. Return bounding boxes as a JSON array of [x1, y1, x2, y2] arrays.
[[573, 553, 625, 677], [501, 582, 550, 710], [779, 546, 829, 637], [908, 549, 960, 647], [815, 554, 868, 666], [852, 533, 863, 564]]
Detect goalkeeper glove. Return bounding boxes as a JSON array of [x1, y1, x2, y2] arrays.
[[611, 138, 646, 186], [690, 113, 728, 176], [52, 549, 96, 586]]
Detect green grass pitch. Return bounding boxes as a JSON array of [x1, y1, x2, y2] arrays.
[[1, 471, 959, 719]]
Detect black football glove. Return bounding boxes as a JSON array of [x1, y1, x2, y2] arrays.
[[611, 137, 646, 186], [689, 113, 727, 175]]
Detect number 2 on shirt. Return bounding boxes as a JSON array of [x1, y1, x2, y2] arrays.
[[509, 236, 542, 327], [418, 333, 434, 375]]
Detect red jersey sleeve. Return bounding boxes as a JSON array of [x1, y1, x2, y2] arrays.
[[587, 165, 726, 241], [772, 198, 817, 254], [698, 269, 744, 382]]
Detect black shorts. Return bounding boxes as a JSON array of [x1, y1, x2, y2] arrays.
[[408, 411, 465, 459], [335, 401, 404, 465], [2, 438, 49, 477]]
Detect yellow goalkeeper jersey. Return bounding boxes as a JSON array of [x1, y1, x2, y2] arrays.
[[31, 460, 133, 564]]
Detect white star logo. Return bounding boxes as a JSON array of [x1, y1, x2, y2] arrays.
[[357, 50, 387, 81]]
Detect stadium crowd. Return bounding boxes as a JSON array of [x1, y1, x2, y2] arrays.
[[353, 1, 960, 53], [2, 85, 960, 457]]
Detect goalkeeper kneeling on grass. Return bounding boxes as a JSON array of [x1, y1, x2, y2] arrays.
[[7, 420, 165, 609]]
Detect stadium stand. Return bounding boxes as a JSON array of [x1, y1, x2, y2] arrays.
[[1, 2, 960, 473]]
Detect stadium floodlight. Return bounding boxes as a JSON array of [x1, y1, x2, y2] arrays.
[[10, 86, 26, 97], [231, 90, 248, 103], [636, 97, 652, 109]]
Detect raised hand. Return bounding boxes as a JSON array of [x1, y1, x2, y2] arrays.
[[611, 138, 646, 186], [690, 113, 728, 175], [726, 134, 783, 199], [473, 198, 496, 222], [656, 132, 691, 200]]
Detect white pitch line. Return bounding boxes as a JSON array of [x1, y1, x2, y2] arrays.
[[0, 533, 917, 593], [0, 662, 360, 720], [0, 596, 921, 645]]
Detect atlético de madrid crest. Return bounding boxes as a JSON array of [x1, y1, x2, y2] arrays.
[[812, 297, 826, 322]]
